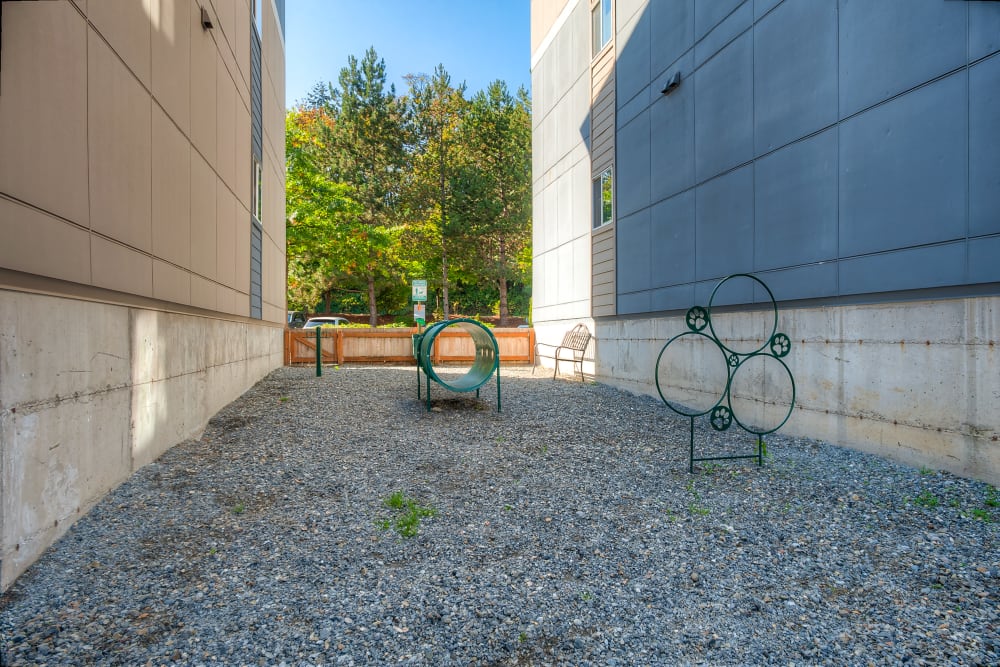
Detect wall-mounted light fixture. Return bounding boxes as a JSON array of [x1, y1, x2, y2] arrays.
[[201, 6, 214, 30], [661, 71, 682, 95]]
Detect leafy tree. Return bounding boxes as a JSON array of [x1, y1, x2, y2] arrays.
[[285, 107, 363, 312], [286, 56, 533, 325], [328, 48, 408, 326], [452, 81, 532, 326], [403, 66, 468, 320]]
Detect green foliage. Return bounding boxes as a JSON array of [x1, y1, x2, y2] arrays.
[[688, 503, 711, 516], [970, 509, 992, 523], [378, 491, 437, 538], [451, 82, 532, 326], [913, 491, 940, 509], [986, 486, 998, 508], [402, 66, 469, 320], [288, 55, 533, 322], [290, 49, 410, 326]]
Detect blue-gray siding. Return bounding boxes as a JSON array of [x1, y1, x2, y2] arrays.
[[612, 0, 1000, 313]]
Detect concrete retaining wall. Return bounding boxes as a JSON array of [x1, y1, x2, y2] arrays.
[[596, 296, 1000, 486], [0, 290, 282, 589]]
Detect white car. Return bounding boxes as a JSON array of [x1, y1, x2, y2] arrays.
[[303, 316, 350, 328]]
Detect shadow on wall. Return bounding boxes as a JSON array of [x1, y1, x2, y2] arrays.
[[587, 0, 1000, 314]]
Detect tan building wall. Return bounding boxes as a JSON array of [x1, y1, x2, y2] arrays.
[[530, 0, 570, 55], [0, 0, 286, 589]]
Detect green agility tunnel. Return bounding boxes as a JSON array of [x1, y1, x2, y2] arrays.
[[413, 318, 501, 411]]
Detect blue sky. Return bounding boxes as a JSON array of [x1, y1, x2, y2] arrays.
[[284, 0, 531, 109]]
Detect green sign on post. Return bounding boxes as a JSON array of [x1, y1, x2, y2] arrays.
[[411, 279, 427, 302]]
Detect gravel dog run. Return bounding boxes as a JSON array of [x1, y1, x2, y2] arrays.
[[2, 365, 998, 666]]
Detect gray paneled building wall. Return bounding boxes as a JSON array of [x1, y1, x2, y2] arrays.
[[614, 0, 1000, 314]]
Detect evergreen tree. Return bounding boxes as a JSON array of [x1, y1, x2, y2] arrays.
[[329, 48, 408, 326], [404, 66, 468, 320], [453, 81, 532, 326]]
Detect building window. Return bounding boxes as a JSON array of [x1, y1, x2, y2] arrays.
[[593, 167, 613, 229], [253, 0, 263, 37], [591, 0, 612, 56], [252, 158, 263, 224]]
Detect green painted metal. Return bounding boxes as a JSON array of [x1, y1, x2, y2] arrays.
[[315, 326, 322, 377], [655, 274, 796, 472], [413, 318, 501, 412]]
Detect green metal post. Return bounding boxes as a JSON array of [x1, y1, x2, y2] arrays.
[[315, 326, 322, 377], [689, 417, 695, 474]]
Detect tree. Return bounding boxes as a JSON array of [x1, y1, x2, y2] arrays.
[[403, 66, 468, 320], [285, 107, 363, 312], [453, 81, 532, 326], [329, 48, 408, 327]]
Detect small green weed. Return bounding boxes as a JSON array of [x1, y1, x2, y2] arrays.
[[914, 491, 939, 509], [688, 503, 710, 516], [949, 498, 961, 509], [919, 466, 935, 476], [539, 444, 549, 455], [379, 492, 437, 538], [580, 591, 594, 602], [701, 462, 720, 475], [685, 479, 706, 515], [231, 502, 245, 515], [986, 486, 998, 508], [518, 632, 527, 643], [279, 396, 290, 403], [970, 509, 993, 523], [503, 504, 513, 512], [384, 490, 407, 510]]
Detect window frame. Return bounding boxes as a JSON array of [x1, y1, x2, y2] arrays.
[[253, 0, 263, 38], [251, 158, 263, 225], [591, 0, 612, 57], [593, 166, 614, 230]]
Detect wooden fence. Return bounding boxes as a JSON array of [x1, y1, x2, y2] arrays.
[[284, 327, 536, 366]]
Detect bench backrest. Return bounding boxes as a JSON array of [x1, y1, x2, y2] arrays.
[[561, 324, 591, 351]]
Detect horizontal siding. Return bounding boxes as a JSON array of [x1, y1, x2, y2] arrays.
[[592, 293, 615, 307], [593, 235, 615, 254], [592, 48, 614, 90], [593, 246, 615, 265], [591, 43, 615, 178], [591, 26, 615, 317]]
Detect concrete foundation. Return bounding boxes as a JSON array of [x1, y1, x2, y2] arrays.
[[0, 289, 282, 589], [595, 296, 1000, 486]]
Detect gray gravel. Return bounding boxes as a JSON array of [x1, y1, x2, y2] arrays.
[[1, 365, 997, 666]]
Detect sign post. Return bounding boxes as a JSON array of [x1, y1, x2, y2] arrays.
[[412, 280, 427, 329]]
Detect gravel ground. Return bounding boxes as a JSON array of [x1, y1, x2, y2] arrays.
[[1, 365, 997, 666]]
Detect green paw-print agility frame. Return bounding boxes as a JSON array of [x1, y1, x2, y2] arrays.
[[655, 274, 796, 472]]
